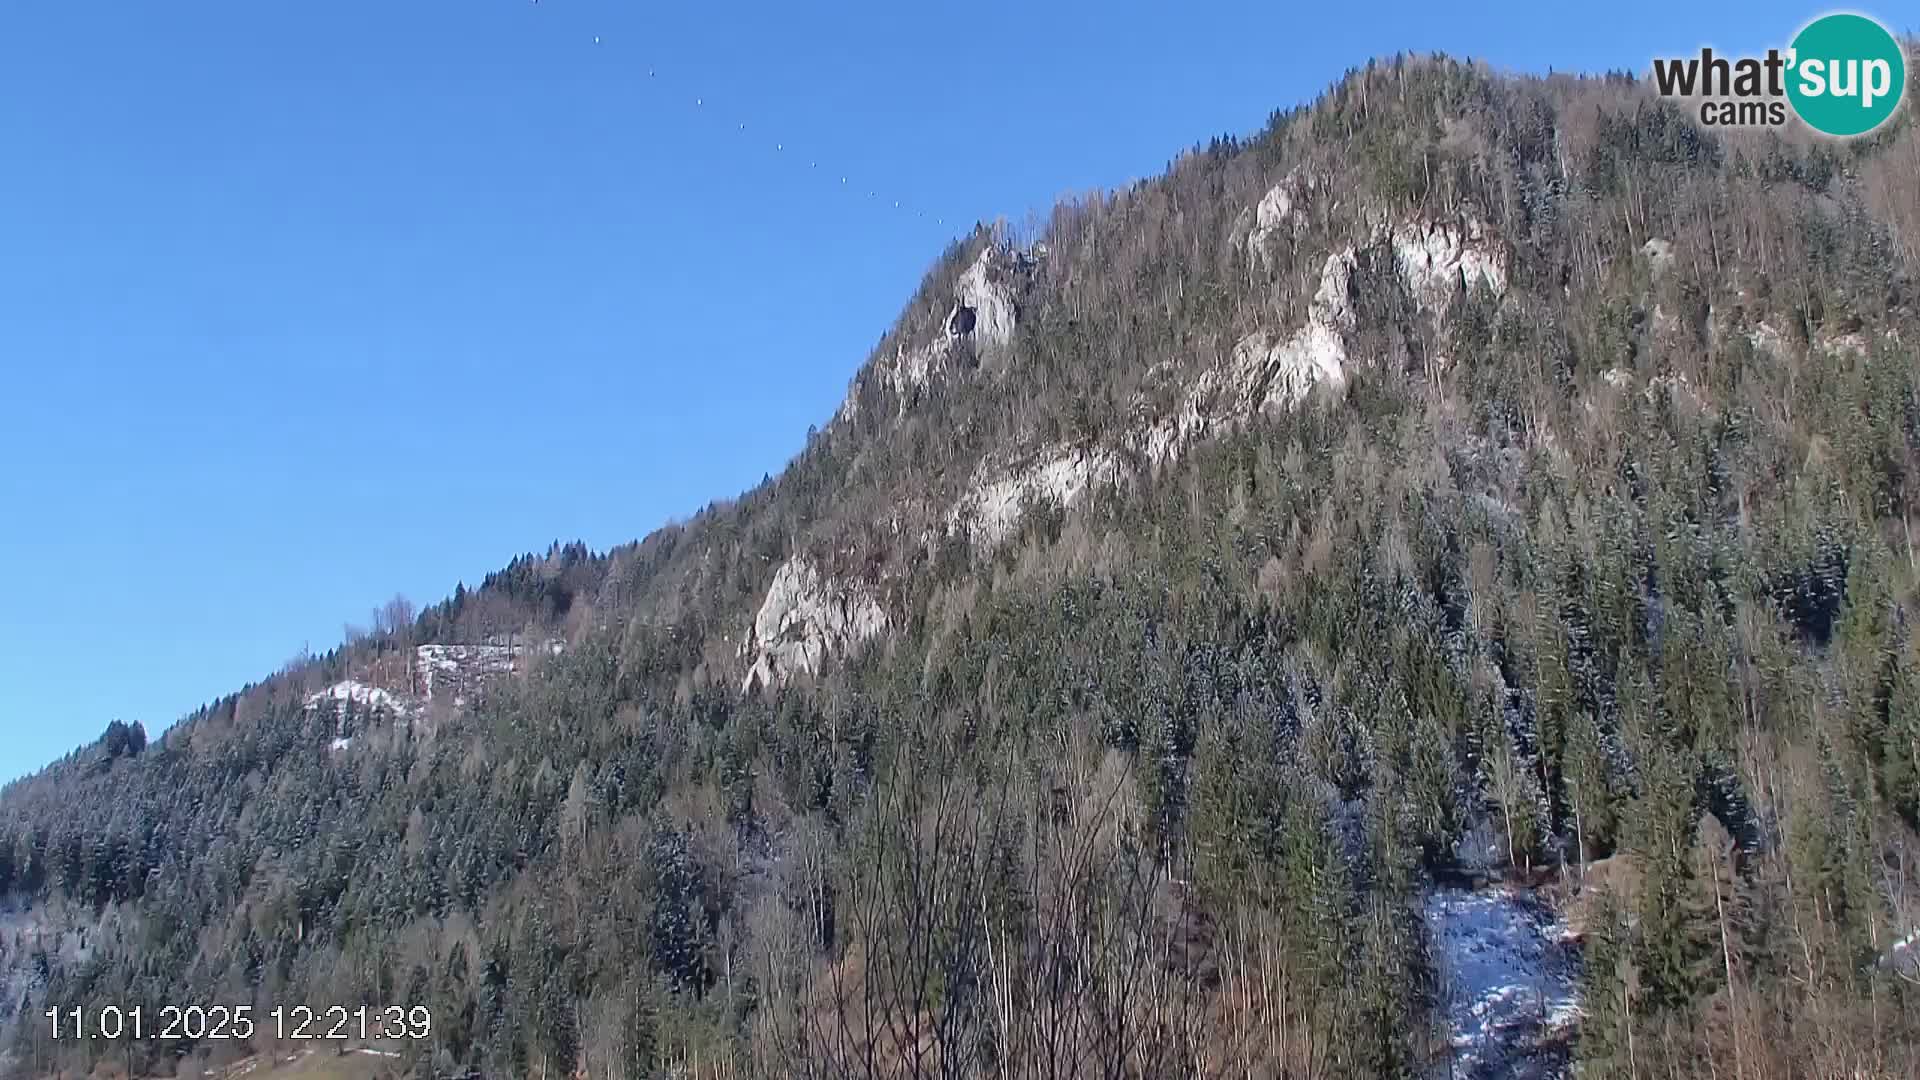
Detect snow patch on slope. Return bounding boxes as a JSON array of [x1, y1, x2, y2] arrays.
[[414, 640, 558, 705], [1425, 886, 1580, 1079], [305, 680, 412, 717], [742, 558, 889, 691]]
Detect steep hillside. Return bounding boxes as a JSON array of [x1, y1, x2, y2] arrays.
[[4, 53, 1920, 1080]]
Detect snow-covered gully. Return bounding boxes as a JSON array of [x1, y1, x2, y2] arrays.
[[1423, 885, 1582, 1079]]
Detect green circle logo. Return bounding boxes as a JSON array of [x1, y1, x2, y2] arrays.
[[1786, 13, 1907, 136]]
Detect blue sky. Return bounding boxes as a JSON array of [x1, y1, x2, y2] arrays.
[[0, 0, 1874, 780]]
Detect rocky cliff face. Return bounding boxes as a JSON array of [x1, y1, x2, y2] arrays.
[[950, 184, 1508, 557], [842, 246, 1030, 425], [766, 188, 1508, 679], [948, 446, 1128, 547], [740, 556, 889, 690]]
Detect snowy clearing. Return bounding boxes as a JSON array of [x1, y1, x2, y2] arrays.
[[1424, 885, 1581, 1079]]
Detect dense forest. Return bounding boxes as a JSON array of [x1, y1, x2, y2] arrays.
[[3, 52, 1919, 1080]]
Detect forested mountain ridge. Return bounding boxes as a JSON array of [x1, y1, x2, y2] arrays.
[[4, 51, 1920, 1080]]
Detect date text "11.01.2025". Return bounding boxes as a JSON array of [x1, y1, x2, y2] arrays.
[[43, 1005, 432, 1041]]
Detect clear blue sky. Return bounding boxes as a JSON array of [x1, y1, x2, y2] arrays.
[[0, 0, 1862, 780]]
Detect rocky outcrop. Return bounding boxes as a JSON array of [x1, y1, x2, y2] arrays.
[[1246, 176, 1302, 273], [951, 248, 1018, 350], [845, 246, 1028, 425], [1152, 206, 1506, 468], [950, 207, 1507, 550], [1814, 327, 1871, 357], [305, 680, 412, 718], [1647, 371, 1710, 413], [1641, 237, 1675, 277], [1747, 320, 1789, 357], [1391, 219, 1506, 323], [742, 557, 889, 691], [949, 447, 1126, 547], [1260, 245, 1362, 410], [1138, 246, 1357, 467], [414, 639, 561, 706]]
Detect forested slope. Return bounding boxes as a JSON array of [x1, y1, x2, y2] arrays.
[[3, 53, 1919, 1080]]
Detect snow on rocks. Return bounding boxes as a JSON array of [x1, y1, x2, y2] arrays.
[[414, 640, 557, 705], [306, 681, 407, 754], [1424, 886, 1581, 1080], [304, 680, 411, 718], [742, 557, 889, 691]]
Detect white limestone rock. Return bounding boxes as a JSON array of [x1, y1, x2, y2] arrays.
[[1641, 237, 1675, 276], [881, 338, 953, 402], [950, 447, 1125, 547], [1391, 219, 1507, 321], [843, 247, 1024, 425], [1246, 176, 1302, 272], [1752, 322, 1784, 350], [1139, 246, 1358, 466], [1647, 372, 1709, 412], [741, 557, 889, 691], [1257, 319, 1352, 412], [952, 248, 1017, 350], [1814, 328, 1868, 357], [966, 213, 1504, 547]]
